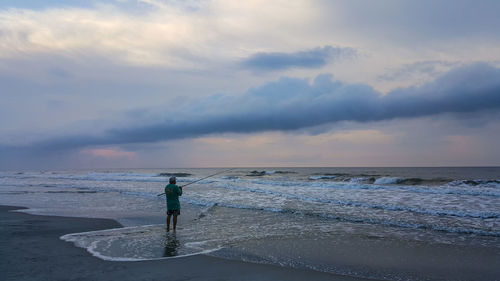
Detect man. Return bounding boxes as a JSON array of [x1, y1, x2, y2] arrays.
[[165, 176, 182, 232]]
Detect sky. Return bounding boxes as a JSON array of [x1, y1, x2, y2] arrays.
[[1, 0, 500, 169]]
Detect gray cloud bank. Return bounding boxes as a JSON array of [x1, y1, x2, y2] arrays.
[[241, 46, 355, 71], [2, 63, 500, 157]]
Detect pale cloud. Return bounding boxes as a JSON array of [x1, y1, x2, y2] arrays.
[[0, 0, 321, 69], [191, 130, 396, 166], [164, 129, 403, 167], [189, 132, 316, 167], [378, 61, 462, 82], [0, 6, 204, 68], [300, 130, 394, 146], [2, 0, 499, 92], [444, 135, 482, 158], [195, 134, 276, 147]]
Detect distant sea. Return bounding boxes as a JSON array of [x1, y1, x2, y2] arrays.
[[1, 167, 499, 278]]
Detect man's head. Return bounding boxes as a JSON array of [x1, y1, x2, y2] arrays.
[[169, 176, 176, 184]]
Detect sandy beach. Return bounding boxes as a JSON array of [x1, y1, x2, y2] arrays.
[[1, 167, 500, 281], [0, 205, 372, 281]]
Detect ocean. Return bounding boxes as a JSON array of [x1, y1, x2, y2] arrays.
[[1, 167, 499, 279]]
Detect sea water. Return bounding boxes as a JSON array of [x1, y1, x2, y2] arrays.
[[1, 167, 499, 278]]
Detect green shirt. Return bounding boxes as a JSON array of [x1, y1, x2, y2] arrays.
[[165, 183, 182, 210]]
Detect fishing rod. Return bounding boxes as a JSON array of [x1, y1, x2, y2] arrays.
[[157, 168, 235, 196]]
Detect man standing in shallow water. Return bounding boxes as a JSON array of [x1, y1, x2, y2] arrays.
[[165, 176, 182, 232]]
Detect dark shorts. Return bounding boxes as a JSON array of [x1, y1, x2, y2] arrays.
[[167, 209, 180, 216]]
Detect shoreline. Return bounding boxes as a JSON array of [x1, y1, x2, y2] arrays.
[[2, 167, 499, 280], [0, 205, 370, 281]]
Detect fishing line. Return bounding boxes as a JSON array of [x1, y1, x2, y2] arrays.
[[157, 168, 235, 196]]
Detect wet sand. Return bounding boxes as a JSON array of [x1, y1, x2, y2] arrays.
[[228, 234, 500, 280], [0, 205, 370, 281]]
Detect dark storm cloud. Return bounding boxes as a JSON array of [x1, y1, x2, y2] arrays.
[[241, 46, 356, 71], [109, 63, 500, 142], [2, 63, 500, 157]]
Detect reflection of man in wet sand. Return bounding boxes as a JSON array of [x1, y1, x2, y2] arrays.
[[163, 233, 180, 257], [165, 177, 182, 232]]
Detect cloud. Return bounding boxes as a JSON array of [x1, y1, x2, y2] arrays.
[[241, 46, 356, 71], [0, 2, 216, 68], [324, 1, 500, 44], [189, 130, 395, 167], [2, 63, 498, 155], [0, 0, 93, 10], [0, 0, 321, 69], [378, 61, 461, 82]]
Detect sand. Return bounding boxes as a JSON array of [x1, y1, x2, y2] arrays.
[[2, 205, 499, 281], [0, 205, 371, 281]]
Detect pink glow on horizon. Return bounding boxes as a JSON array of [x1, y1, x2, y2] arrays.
[[82, 148, 135, 159]]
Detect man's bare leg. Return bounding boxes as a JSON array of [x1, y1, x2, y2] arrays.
[[166, 214, 171, 232], [173, 215, 178, 231]]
